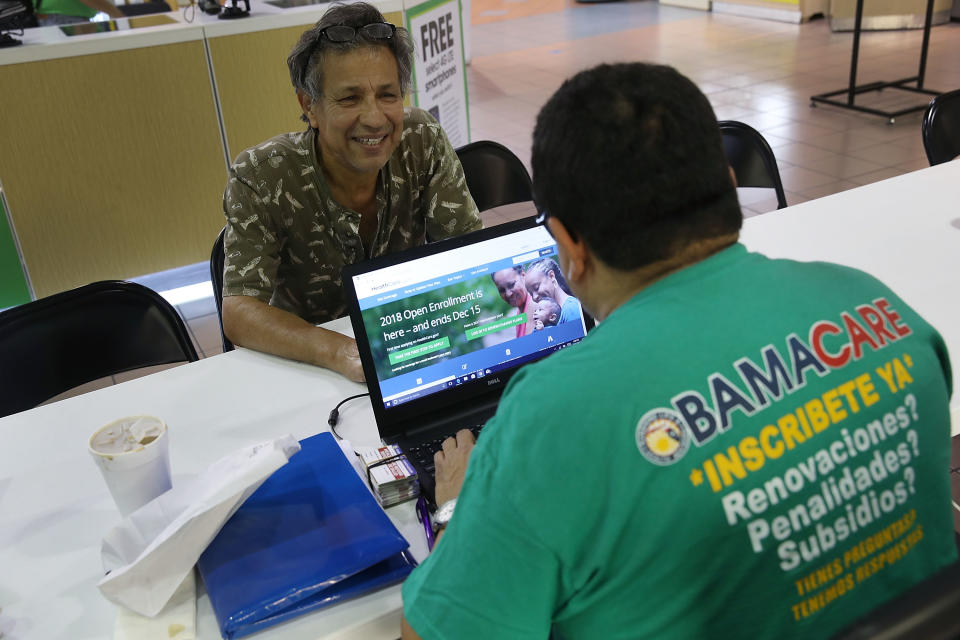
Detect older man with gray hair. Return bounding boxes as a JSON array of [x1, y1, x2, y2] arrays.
[[220, 2, 481, 380]]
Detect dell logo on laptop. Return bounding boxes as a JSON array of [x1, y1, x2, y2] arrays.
[[486, 378, 501, 386]]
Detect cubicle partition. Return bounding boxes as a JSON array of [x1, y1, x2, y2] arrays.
[[0, 28, 226, 299]]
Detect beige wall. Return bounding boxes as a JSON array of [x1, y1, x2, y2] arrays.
[[0, 42, 227, 298], [208, 25, 310, 163]]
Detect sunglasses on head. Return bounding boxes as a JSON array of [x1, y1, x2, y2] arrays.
[[320, 21, 396, 43], [300, 22, 396, 89]]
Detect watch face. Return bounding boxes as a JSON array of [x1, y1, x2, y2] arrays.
[[434, 498, 456, 525]]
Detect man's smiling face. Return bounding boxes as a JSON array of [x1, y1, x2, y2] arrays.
[[302, 46, 404, 179]]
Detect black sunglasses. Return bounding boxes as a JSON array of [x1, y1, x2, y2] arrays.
[[320, 22, 396, 43], [299, 23, 397, 88]]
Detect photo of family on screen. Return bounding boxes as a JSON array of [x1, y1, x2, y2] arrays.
[[489, 256, 582, 340]]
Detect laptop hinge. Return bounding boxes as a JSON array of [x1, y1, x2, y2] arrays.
[[400, 394, 500, 443]]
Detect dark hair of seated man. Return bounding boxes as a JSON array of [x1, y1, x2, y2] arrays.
[[531, 62, 742, 270]]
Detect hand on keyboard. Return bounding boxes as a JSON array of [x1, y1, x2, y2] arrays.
[[434, 429, 476, 506], [407, 425, 484, 475]]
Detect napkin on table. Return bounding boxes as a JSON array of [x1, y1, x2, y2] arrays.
[[114, 570, 196, 640], [98, 435, 301, 617]]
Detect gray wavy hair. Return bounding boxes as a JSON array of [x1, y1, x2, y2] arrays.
[[287, 2, 414, 123]]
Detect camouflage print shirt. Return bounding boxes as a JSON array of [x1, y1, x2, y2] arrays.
[[221, 107, 482, 324]]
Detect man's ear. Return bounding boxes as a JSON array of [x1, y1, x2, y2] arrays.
[[547, 217, 587, 284], [297, 91, 319, 128]]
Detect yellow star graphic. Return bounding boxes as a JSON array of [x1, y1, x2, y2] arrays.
[[689, 468, 703, 487]]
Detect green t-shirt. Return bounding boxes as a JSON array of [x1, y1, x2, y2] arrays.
[[34, 0, 96, 18], [402, 243, 955, 639]]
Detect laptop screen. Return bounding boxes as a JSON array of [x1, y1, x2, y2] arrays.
[[343, 219, 591, 429]]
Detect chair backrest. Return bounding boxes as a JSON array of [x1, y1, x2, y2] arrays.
[[210, 227, 234, 353], [831, 559, 960, 640], [455, 140, 534, 212], [922, 89, 960, 166], [0, 280, 199, 418], [718, 120, 788, 210]]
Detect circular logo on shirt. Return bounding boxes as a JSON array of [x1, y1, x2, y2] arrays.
[[636, 409, 690, 466]]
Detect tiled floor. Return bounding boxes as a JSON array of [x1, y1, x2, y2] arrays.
[[466, 0, 958, 215]]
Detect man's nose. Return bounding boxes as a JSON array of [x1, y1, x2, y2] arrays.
[[359, 96, 387, 128]]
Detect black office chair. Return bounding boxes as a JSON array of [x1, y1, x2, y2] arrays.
[[0, 280, 199, 418], [831, 559, 960, 640], [210, 227, 235, 353], [455, 140, 534, 213], [718, 120, 788, 211], [922, 89, 960, 166]]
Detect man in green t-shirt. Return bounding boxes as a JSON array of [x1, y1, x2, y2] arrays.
[[400, 63, 955, 639], [220, 3, 480, 381]]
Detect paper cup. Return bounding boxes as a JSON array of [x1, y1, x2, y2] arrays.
[[89, 416, 172, 517]]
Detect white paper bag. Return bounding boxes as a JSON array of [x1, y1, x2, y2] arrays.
[[98, 435, 301, 617]]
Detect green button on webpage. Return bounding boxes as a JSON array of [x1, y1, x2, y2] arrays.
[[465, 314, 527, 341], [388, 337, 451, 365]]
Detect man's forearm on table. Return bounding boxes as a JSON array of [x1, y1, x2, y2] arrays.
[[222, 295, 345, 368]]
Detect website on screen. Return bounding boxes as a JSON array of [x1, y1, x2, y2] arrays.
[[352, 227, 588, 408]]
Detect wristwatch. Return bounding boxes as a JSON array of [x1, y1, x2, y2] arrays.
[[432, 498, 457, 531]]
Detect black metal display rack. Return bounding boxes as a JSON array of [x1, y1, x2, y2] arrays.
[[810, 0, 942, 124]]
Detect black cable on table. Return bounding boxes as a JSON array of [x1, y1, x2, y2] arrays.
[[327, 393, 370, 440]]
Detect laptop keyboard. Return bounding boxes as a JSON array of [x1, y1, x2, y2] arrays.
[[406, 424, 485, 475]]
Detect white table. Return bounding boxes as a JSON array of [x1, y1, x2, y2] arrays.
[[0, 316, 427, 640], [1, 162, 958, 639]]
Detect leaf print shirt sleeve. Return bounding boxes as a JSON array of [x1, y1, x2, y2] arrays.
[[221, 166, 282, 304]]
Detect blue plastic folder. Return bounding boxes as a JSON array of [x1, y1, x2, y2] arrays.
[[197, 432, 416, 639]]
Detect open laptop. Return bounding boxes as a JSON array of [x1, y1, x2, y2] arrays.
[[342, 217, 593, 505]]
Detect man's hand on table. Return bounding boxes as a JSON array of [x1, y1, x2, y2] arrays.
[[434, 429, 475, 506], [331, 335, 365, 383], [222, 295, 365, 382]]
